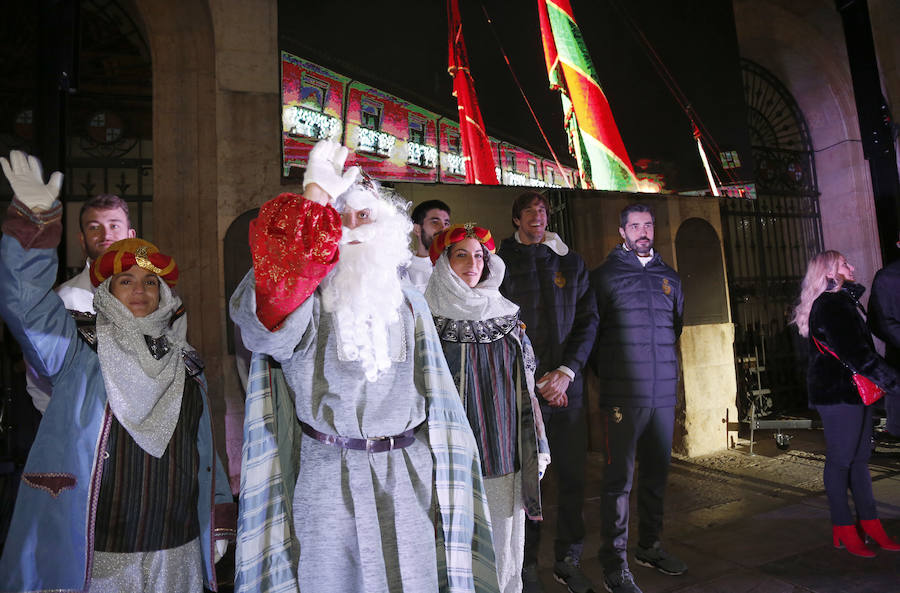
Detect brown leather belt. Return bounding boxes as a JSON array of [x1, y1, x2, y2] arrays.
[[300, 421, 422, 453]]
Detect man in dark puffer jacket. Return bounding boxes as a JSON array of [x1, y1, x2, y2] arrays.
[[498, 191, 598, 593], [589, 203, 684, 593]]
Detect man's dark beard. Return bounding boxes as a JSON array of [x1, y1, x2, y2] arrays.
[[421, 232, 434, 250], [629, 236, 653, 255]]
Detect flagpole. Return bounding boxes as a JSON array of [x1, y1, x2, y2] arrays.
[[694, 123, 720, 196], [480, 4, 573, 188]]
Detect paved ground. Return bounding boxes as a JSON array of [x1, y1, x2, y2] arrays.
[[209, 422, 900, 592], [531, 425, 900, 593]]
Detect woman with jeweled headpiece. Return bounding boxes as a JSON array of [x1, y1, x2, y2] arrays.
[[0, 151, 235, 592], [425, 223, 550, 593]]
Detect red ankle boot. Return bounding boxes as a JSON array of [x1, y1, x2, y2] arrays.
[[859, 519, 900, 551], [833, 525, 876, 558]]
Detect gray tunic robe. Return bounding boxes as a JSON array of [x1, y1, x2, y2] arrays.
[[235, 285, 437, 593]]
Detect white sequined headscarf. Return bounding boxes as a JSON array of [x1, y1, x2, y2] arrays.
[[94, 277, 189, 458]]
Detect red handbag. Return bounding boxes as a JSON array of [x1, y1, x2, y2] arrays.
[[813, 337, 885, 405]]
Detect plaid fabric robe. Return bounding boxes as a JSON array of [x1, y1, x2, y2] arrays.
[[233, 288, 499, 593]]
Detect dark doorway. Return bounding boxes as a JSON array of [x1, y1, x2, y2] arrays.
[[676, 218, 728, 326]]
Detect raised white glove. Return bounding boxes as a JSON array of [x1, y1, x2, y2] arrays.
[[538, 453, 551, 481], [302, 140, 359, 201], [214, 539, 228, 563], [0, 150, 63, 212]]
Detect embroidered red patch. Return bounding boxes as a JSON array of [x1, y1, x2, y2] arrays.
[[23, 473, 77, 497]]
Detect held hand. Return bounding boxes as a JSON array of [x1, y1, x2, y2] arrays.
[[0, 150, 63, 212], [546, 392, 568, 408], [302, 140, 359, 204], [537, 370, 571, 407]]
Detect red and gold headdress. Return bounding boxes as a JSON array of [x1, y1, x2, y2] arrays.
[[90, 238, 179, 287], [429, 222, 495, 264]]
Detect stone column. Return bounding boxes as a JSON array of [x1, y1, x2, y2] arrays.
[[675, 323, 739, 456]]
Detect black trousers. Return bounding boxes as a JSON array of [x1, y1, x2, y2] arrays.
[[524, 405, 587, 565], [598, 406, 674, 572], [816, 403, 877, 525]]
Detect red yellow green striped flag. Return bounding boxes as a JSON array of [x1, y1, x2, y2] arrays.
[[538, 0, 639, 191]]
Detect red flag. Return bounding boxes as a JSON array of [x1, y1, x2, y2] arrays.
[[448, 0, 499, 184]]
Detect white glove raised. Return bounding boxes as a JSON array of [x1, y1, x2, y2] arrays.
[[302, 140, 359, 202], [0, 150, 63, 212], [214, 539, 228, 563]]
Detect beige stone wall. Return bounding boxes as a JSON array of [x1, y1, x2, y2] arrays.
[[675, 323, 739, 456], [733, 0, 883, 300], [398, 186, 728, 280], [396, 182, 524, 246], [210, 0, 281, 489], [133, 0, 283, 489]]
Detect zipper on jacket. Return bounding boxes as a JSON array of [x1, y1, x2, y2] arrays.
[[643, 264, 658, 403]]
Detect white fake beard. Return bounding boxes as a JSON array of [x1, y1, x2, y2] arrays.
[[320, 207, 412, 382]]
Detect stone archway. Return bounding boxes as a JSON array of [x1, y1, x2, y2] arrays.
[[673, 217, 738, 456], [733, 0, 882, 289], [132, 0, 228, 465], [131, 0, 282, 489], [676, 218, 728, 326], [134, 0, 219, 355]]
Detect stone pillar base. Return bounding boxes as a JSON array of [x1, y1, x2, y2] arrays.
[[674, 322, 738, 456]]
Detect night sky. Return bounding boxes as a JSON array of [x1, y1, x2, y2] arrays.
[[280, 0, 753, 192]]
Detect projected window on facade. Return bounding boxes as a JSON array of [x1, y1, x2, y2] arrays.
[[301, 75, 328, 111], [360, 99, 382, 130], [407, 116, 436, 168], [280, 51, 575, 185]]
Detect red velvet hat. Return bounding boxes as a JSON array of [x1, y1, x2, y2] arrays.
[[90, 238, 179, 287], [429, 222, 495, 264]]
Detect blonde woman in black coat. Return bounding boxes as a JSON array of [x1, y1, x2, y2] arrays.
[[791, 250, 900, 557]]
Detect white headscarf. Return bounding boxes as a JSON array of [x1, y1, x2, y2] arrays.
[[424, 250, 519, 322], [94, 278, 189, 458]]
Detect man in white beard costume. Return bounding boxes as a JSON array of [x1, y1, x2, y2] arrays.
[[230, 140, 498, 593]]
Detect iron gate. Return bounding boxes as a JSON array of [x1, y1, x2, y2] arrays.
[[722, 59, 824, 418]]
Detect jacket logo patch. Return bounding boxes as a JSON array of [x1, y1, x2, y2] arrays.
[[662, 278, 671, 296], [554, 272, 566, 288], [23, 473, 77, 498], [611, 407, 623, 423]]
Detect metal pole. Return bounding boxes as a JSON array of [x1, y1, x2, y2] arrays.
[[749, 402, 756, 455]]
